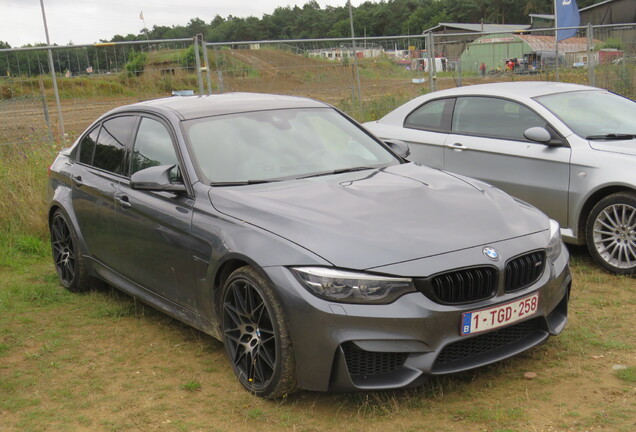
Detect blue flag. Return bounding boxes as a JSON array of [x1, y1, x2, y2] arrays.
[[556, 0, 580, 42]]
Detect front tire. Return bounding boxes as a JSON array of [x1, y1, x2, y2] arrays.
[[586, 192, 636, 275], [221, 266, 297, 398]]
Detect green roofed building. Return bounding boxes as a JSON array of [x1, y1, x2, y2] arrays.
[[460, 34, 591, 74]]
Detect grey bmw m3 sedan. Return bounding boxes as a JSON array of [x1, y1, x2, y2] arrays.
[[48, 93, 571, 398]]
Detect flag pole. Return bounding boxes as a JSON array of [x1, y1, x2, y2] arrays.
[[140, 11, 149, 40]]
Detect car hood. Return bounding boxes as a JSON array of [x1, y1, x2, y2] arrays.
[[209, 163, 548, 270], [589, 139, 636, 156]]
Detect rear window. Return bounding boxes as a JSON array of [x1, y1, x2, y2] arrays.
[[404, 98, 453, 131]]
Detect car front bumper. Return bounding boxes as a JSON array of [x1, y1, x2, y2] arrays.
[[264, 233, 571, 392]]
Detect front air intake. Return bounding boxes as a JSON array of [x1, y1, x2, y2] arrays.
[[434, 319, 538, 369], [341, 342, 408, 377]]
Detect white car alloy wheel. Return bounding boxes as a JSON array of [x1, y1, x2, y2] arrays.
[[588, 192, 636, 275]]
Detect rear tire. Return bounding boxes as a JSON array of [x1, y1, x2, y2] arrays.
[[50, 210, 93, 292], [221, 266, 297, 398], [586, 192, 636, 275]]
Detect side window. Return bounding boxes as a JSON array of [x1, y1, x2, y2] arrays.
[[404, 98, 453, 131], [78, 127, 99, 165], [452, 97, 547, 141], [131, 117, 180, 180], [92, 116, 135, 174]]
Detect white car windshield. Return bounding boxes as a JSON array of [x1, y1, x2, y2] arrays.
[[183, 107, 399, 184], [535, 90, 636, 139]]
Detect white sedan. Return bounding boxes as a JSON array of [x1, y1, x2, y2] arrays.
[[365, 81, 636, 275]]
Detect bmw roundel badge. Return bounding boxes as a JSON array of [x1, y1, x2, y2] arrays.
[[482, 247, 500, 261]]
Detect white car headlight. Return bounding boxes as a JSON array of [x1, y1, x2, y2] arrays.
[[547, 219, 563, 263], [291, 267, 416, 304]]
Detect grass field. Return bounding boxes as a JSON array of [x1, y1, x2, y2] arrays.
[[1, 239, 635, 432]]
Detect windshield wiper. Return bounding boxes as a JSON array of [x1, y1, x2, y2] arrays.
[[586, 133, 636, 140], [210, 179, 275, 186], [296, 166, 378, 180], [213, 167, 381, 184]]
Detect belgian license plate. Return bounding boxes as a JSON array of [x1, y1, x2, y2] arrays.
[[460, 293, 539, 336]]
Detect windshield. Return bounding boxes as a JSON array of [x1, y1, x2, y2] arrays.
[[183, 107, 399, 184], [535, 90, 636, 138]]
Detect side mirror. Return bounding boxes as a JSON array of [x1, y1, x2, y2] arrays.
[[130, 164, 187, 192], [384, 139, 411, 159], [524, 127, 552, 144]]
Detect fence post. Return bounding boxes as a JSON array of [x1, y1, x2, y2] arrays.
[[347, 2, 362, 117], [214, 46, 225, 93], [587, 24, 595, 87], [458, 57, 462, 87], [193, 36, 204, 96], [38, 78, 54, 142], [40, 0, 65, 143], [427, 33, 436, 92], [200, 37, 213, 95]]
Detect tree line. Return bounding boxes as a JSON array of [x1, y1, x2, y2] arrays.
[[2, 0, 600, 49], [2, 0, 600, 48], [119, 0, 598, 43]]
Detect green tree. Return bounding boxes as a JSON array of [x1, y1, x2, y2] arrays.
[[124, 50, 147, 76], [186, 18, 208, 36]]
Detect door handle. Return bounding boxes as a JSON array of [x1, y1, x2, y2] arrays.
[[72, 175, 84, 187], [115, 195, 132, 209], [446, 143, 468, 152]]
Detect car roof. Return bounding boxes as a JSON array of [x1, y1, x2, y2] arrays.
[[428, 81, 600, 99], [108, 92, 330, 120], [429, 81, 601, 98], [372, 81, 605, 127]]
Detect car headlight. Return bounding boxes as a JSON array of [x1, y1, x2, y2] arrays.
[[547, 219, 563, 263], [291, 267, 416, 304]]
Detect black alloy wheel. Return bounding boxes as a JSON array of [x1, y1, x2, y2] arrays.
[[221, 266, 296, 398]]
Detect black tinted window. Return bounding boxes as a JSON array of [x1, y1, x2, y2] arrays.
[[92, 116, 135, 173], [131, 117, 179, 177], [78, 127, 99, 165], [404, 99, 453, 131], [452, 97, 546, 140]]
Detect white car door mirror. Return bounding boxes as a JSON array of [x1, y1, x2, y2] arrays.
[[524, 127, 552, 144]]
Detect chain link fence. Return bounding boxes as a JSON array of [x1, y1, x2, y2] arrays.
[[0, 38, 196, 149], [1, 23, 634, 150]]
